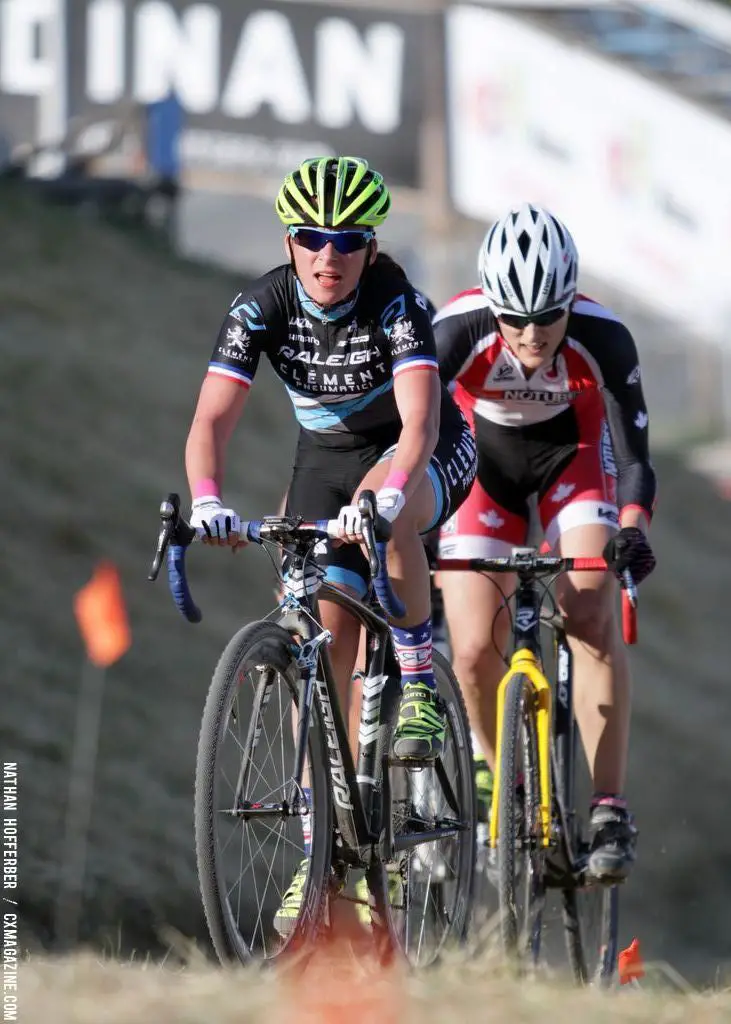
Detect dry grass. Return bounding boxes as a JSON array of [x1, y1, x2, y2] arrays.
[[15, 949, 731, 1024]]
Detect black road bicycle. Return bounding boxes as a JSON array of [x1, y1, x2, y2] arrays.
[[437, 550, 638, 985], [149, 491, 476, 968]]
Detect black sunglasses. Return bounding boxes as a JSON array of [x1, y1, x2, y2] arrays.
[[289, 227, 374, 255], [498, 306, 568, 328]]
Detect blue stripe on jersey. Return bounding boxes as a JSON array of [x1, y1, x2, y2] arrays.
[[295, 279, 359, 323], [286, 378, 394, 430], [423, 462, 445, 532]]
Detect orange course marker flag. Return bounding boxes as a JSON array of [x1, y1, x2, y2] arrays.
[[74, 562, 132, 668], [618, 937, 645, 985]]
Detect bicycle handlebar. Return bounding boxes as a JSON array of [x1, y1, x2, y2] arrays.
[[436, 554, 638, 646], [357, 492, 406, 620], [148, 490, 405, 623]]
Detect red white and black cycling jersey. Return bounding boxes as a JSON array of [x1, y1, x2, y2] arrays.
[[434, 289, 656, 555]]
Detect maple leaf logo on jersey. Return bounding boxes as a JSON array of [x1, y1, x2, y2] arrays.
[[226, 325, 250, 351], [634, 410, 649, 429], [479, 510, 505, 529], [551, 483, 576, 504], [390, 319, 415, 344], [626, 364, 641, 385]]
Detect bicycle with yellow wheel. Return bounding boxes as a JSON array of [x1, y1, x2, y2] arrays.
[[439, 548, 638, 985]]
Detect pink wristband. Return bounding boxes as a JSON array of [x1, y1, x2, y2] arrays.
[[193, 478, 220, 500], [383, 470, 409, 491]]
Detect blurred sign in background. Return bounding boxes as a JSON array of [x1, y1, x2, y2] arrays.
[[446, 4, 731, 348], [64, 0, 431, 187]]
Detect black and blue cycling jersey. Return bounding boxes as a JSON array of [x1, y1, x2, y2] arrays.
[[207, 257, 460, 444], [205, 255, 476, 595]]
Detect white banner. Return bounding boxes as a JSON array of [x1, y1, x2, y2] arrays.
[[446, 5, 731, 346]]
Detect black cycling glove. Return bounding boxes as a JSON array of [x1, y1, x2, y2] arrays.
[[602, 526, 656, 585]]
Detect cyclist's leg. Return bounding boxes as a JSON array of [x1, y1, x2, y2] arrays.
[[285, 430, 378, 714], [539, 425, 636, 878], [354, 415, 477, 759], [353, 459, 441, 757], [438, 411, 530, 773], [437, 484, 523, 770], [277, 438, 378, 931]]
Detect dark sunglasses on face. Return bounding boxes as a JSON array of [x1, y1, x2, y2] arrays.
[[498, 306, 569, 329], [289, 227, 374, 255]]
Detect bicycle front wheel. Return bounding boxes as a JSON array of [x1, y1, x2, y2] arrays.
[[497, 672, 546, 968], [373, 650, 477, 967], [195, 621, 332, 965]]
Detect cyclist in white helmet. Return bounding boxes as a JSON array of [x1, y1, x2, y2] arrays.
[[435, 202, 656, 882]]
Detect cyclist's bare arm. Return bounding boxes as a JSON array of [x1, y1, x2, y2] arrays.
[[390, 367, 440, 502], [185, 375, 249, 495]]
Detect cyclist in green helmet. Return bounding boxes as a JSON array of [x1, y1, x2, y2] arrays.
[[183, 156, 477, 932]]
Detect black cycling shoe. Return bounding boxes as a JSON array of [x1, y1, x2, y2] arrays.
[[586, 804, 638, 882]]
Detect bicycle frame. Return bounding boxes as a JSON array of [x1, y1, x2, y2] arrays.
[[273, 576, 464, 864], [489, 566, 553, 851], [149, 494, 467, 871], [437, 551, 634, 870], [274, 579, 396, 857]]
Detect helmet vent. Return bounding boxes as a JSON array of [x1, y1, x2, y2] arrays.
[[508, 262, 525, 308], [517, 230, 532, 259]]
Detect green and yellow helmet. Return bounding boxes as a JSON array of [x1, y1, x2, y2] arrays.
[[275, 156, 391, 229]]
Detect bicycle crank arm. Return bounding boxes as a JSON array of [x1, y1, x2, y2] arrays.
[[392, 824, 467, 853]]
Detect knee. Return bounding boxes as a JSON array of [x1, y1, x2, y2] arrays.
[[450, 636, 500, 684], [387, 503, 422, 544], [560, 587, 614, 647]]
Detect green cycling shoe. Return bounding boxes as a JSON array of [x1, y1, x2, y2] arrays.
[[273, 858, 309, 938], [392, 681, 446, 760], [474, 755, 494, 825]]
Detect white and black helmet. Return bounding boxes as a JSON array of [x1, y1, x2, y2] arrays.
[[478, 203, 578, 316]]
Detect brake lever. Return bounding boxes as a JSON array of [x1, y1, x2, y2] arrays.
[[148, 493, 196, 581], [358, 491, 380, 577], [621, 568, 638, 608]]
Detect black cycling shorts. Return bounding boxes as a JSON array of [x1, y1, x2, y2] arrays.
[[285, 415, 476, 597]]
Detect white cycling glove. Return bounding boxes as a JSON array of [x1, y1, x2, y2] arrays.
[[337, 504, 363, 538], [337, 488, 407, 538], [190, 496, 242, 542], [375, 487, 407, 524]]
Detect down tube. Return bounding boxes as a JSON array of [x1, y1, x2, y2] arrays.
[[553, 626, 575, 818], [356, 618, 401, 836], [308, 593, 371, 850]]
